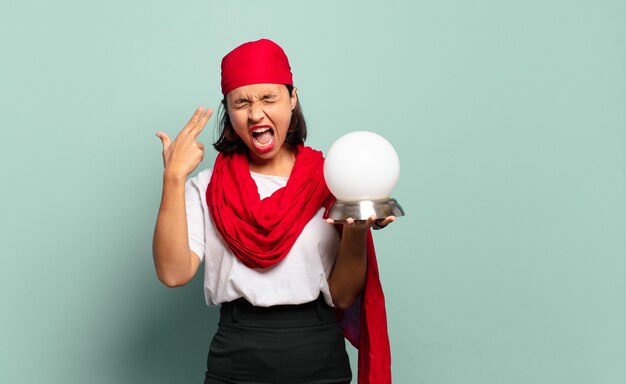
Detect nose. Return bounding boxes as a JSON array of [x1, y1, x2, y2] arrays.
[[248, 101, 265, 123]]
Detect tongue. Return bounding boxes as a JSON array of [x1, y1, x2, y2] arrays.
[[255, 130, 273, 145]]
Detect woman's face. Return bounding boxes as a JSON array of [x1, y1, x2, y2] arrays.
[[227, 83, 297, 162]]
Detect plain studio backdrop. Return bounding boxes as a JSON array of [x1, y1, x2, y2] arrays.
[[1, 1, 625, 383]]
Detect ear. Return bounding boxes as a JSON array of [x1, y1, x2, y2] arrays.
[[290, 86, 298, 110]]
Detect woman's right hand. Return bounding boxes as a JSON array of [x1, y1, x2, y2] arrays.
[[155, 106, 213, 178]]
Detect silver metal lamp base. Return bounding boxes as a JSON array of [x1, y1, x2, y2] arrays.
[[323, 198, 405, 222]]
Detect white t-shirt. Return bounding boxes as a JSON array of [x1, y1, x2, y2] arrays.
[[185, 168, 340, 307]]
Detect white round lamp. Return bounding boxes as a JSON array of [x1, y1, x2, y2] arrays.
[[323, 131, 405, 221]]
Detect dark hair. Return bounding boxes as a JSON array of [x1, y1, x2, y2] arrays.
[[213, 84, 307, 153]]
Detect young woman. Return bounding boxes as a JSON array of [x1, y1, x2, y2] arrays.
[[153, 39, 392, 384]]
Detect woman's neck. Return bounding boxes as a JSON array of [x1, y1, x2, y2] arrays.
[[248, 146, 296, 177]]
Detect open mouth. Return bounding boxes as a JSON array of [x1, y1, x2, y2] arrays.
[[251, 126, 275, 152]]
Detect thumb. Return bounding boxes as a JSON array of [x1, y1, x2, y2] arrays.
[[155, 132, 171, 151]]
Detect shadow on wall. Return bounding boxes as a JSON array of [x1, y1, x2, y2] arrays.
[[111, 271, 219, 383]]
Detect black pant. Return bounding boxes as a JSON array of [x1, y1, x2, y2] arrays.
[[204, 295, 352, 384]]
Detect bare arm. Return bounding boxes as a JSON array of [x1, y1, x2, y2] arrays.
[[153, 174, 201, 287], [327, 215, 395, 309], [152, 107, 212, 287]]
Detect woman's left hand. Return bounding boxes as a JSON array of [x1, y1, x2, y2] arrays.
[[326, 215, 396, 232]]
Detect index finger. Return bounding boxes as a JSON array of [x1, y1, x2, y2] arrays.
[[190, 108, 213, 138], [374, 216, 395, 229], [177, 106, 204, 135]]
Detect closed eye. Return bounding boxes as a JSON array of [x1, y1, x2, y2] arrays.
[[233, 101, 250, 109]]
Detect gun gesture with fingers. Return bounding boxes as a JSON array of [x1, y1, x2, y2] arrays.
[[155, 106, 213, 179]]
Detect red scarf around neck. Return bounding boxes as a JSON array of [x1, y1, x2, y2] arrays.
[[206, 145, 392, 384]]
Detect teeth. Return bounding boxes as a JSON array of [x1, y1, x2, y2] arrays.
[[252, 127, 271, 133]]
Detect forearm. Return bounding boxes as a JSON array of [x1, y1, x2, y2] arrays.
[[328, 228, 368, 310], [152, 173, 194, 287]]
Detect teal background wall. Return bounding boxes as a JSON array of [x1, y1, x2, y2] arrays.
[[1, 0, 625, 383]]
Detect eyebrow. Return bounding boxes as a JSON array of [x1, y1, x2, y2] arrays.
[[233, 93, 278, 104]]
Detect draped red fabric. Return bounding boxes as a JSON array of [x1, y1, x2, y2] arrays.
[[206, 145, 392, 383], [206, 146, 329, 268]]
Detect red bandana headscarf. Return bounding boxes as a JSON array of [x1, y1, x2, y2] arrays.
[[221, 38, 293, 96], [209, 38, 392, 384]]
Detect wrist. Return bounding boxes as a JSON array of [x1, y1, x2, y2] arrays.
[[342, 225, 369, 239], [163, 170, 187, 185]]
